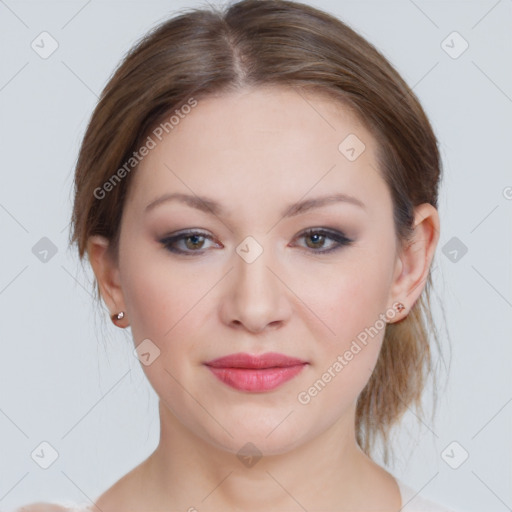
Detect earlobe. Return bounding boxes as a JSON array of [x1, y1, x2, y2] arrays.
[[86, 235, 127, 323], [387, 203, 440, 320]]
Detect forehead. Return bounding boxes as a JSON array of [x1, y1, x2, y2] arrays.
[[128, 85, 388, 217]]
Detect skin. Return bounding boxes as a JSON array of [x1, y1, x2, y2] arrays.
[[86, 85, 440, 511]]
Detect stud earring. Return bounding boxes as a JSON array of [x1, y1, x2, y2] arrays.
[[111, 311, 126, 326], [394, 302, 406, 313], [386, 302, 407, 324]]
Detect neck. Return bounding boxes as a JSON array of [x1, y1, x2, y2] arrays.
[[139, 399, 391, 511]]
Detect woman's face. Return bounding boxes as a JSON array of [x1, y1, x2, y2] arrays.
[[114, 86, 407, 455]]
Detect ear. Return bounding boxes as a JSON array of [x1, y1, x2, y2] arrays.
[[86, 235, 129, 326], [387, 203, 440, 322]]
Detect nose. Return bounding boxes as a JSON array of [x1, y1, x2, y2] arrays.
[[219, 242, 292, 333]]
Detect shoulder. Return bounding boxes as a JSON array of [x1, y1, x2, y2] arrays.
[[406, 494, 458, 511], [14, 503, 88, 512], [396, 478, 459, 512]]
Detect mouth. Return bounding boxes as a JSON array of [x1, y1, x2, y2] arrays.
[[204, 352, 308, 392]]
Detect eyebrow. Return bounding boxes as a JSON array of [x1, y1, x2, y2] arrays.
[[144, 192, 366, 217]]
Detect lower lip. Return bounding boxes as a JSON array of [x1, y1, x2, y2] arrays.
[[206, 364, 307, 392]]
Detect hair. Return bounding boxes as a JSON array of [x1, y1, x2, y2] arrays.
[[70, 0, 445, 463]]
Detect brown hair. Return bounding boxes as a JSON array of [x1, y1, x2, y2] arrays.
[[70, 0, 445, 463]]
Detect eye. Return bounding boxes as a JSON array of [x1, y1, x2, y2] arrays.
[[293, 228, 354, 254], [160, 228, 354, 256], [160, 230, 221, 255]]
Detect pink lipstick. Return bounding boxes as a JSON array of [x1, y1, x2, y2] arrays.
[[204, 352, 308, 392]]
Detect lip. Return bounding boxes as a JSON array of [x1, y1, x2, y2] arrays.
[[204, 352, 308, 392]]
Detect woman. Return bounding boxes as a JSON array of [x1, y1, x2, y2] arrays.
[[18, 0, 457, 510]]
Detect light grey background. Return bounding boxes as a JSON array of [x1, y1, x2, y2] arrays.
[[1, 0, 511, 510]]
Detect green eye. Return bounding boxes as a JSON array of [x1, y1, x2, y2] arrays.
[[304, 232, 326, 249], [296, 229, 354, 253], [161, 231, 218, 255], [160, 228, 354, 256], [183, 234, 206, 250]]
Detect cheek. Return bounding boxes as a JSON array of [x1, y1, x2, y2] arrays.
[[118, 242, 177, 342], [293, 253, 392, 399], [119, 249, 204, 401], [119, 245, 220, 353], [120, 263, 170, 342], [296, 252, 391, 341]]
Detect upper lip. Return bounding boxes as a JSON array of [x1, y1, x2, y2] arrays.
[[204, 352, 308, 369]]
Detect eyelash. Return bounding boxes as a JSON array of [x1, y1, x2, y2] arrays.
[[160, 228, 354, 256]]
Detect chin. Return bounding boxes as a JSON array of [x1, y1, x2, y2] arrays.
[[195, 411, 314, 458], [212, 432, 307, 459]]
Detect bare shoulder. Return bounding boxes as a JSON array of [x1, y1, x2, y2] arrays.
[[14, 503, 71, 512]]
